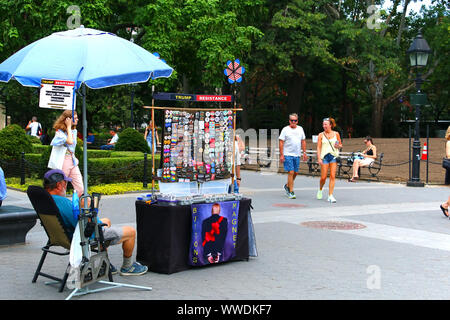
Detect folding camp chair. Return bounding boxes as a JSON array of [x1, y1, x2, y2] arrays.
[[26, 185, 113, 292]]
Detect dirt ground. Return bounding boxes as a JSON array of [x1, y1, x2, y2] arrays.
[[241, 138, 449, 185]]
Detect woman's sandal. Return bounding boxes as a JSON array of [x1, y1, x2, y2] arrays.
[[348, 177, 358, 182], [440, 204, 449, 218]]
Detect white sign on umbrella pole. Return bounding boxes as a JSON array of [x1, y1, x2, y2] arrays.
[[39, 79, 76, 110]]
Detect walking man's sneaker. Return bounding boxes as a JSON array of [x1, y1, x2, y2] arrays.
[[327, 194, 337, 203], [288, 192, 296, 199], [316, 189, 323, 200], [284, 184, 290, 196]]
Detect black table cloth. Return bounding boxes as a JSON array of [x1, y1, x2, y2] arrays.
[[136, 198, 251, 274]]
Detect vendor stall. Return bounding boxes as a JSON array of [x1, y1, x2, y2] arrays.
[[134, 94, 256, 274]]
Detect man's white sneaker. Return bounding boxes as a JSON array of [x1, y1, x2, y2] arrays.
[[327, 194, 337, 203]]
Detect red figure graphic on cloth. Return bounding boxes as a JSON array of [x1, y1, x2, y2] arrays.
[[202, 203, 228, 263]]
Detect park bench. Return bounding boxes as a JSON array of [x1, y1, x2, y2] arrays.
[[338, 152, 384, 179], [245, 147, 279, 168], [243, 146, 384, 179]]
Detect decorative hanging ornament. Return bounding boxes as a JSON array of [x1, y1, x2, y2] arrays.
[[224, 59, 245, 84]]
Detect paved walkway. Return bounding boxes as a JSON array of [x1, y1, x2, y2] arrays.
[[0, 171, 449, 300]]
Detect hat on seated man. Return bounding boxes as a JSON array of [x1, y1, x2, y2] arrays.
[[43, 169, 148, 276]]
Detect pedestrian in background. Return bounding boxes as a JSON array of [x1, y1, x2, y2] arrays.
[[26, 116, 42, 137], [48, 110, 84, 196], [144, 120, 159, 153], [0, 166, 6, 207], [316, 117, 342, 203], [349, 136, 377, 182], [440, 195, 450, 218], [279, 113, 307, 199], [444, 126, 450, 185], [100, 129, 119, 150]]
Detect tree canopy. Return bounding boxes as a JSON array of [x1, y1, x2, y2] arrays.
[[0, 0, 448, 138]]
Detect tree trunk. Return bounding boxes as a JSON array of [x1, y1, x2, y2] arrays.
[[370, 82, 384, 138]]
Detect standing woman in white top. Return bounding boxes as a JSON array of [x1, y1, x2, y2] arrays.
[[48, 110, 84, 196], [316, 117, 342, 203]]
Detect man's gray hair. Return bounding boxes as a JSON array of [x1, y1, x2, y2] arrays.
[[289, 113, 298, 119]]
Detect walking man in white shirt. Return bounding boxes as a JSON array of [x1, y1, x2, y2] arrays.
[[279, 113, 307, 199], [26, 116, 42, 137]]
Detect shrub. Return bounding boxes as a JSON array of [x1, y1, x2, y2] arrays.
[[31, 144, 51, 154], [115, 128, 150, 153], [86, 150, 111, 158], [27, 135, 42, 144], [110, 151, 144, 158], [0, 124, 33, 161], [86, 156, 147, 185]]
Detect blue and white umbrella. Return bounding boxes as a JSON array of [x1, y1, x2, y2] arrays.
[[0, 26, 173, 88], [0, 26, 174, 194]]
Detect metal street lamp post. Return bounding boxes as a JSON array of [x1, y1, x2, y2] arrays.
[[406, 31, 432, 187]]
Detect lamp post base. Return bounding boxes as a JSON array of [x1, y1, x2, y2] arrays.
[[406, 180, 425, 187]]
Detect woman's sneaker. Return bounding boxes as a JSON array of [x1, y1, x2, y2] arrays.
[[327, 194, 337, 203], [120, 262, 148, 276], [288, 192, 296, 199], [316, 189, 323, 200]]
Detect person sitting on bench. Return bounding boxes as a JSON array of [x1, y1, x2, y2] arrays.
[[43, 169, 148, 276], [349, 136, 377, 182], [100, 130, 118, 150]]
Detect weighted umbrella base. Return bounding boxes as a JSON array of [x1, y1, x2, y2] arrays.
[[65, 280, 152, 300]]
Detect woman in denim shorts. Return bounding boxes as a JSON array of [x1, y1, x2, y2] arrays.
[[316, 118, 342, 203]]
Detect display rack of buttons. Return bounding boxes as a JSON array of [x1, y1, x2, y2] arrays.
[[161, 109, 234, 183]]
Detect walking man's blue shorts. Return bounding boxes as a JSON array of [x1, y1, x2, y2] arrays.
[[283, 156, 300, 172]]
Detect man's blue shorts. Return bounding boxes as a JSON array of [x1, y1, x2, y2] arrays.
[[322, 153, 337, 164], [283, 156, 300, 172]]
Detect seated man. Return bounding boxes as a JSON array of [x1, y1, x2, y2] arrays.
[[43, 169, 147, 276], [86, 131, 95, 145], [100, 130, 119, 150]]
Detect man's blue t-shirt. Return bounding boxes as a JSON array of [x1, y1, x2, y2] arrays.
[[52, 195, 101, 233], [0, 167, 6, 201]]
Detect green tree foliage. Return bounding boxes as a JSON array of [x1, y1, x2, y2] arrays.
[[0, 0, 447, 138]]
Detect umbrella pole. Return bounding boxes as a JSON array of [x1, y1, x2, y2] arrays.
[[82, 83, 88, 199], [231, 87, 236, 193], [151, 85, 155, 192], [151, 107, 155, 192]]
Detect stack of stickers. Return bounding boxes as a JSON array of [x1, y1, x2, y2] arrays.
[[162, 109, 234, 182]]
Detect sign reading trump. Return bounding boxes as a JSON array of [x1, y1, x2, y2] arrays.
[[189, 201, 239, 266]]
